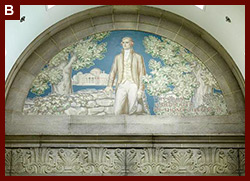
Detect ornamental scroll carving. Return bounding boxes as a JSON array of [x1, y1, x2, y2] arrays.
[[6, 148, 244, 175], [127, 148, 239, 175], [7, 148, 125, 175], [239, 149, 245, 175]]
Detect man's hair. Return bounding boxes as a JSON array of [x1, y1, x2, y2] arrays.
[[121, 37, 134, 46]]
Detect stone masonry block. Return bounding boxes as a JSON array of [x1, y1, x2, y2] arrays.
[[21, 53, 46, 76], [88, 6, 113, 17], [212, 54, 230, 73], [95, 23, 113, 33], [191, 46, 210, 63], [222, 70, 241, 93], [139, 6, 162, 18], [71, 19, 93, 33], [175, 35, 195, 51], [216, 76, 232, 95], [10, 70, 35, 94], [5, 110, 13, 123], [156, 27, 176, 41], [216, 46, 235, 70], [139, 15, 160, 26], [35, 39, 60, 62], [138, 23, 157, 33], [113, 5, 139, 14], [205, 59, 223, 77], [6, 113, 70, 135], [224, 91, 245, 113], [114, 14, 138, 22], [5, 89, 27, 112], [69, 115, 126, 135], [159, 18, 182, 33], [48, 18, 72, 37], [182, 19, 203, 37], [196, 39, 217, 58], [68, 13, 91, 27], [92, 15, 113, 25], [178, 26, 200, 44], [52, 27, 77, 50], [114, 22, 137, 30], [74, 27, 96, 40], [161, 10, 183, 26]]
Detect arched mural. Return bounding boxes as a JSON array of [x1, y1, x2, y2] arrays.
[[23, 30, 228, 116]]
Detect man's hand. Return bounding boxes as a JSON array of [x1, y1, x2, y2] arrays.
[[137, 91, 143, 100], [104, 86, 113, 93]]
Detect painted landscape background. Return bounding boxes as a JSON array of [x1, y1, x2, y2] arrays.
[[24, 30, 227, 116]]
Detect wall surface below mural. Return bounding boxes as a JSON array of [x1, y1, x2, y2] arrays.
[[24, 30, 228, 116]]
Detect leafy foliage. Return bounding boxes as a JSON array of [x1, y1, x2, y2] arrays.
[[154, 93, 227, 116], [143, 36, 219, 99], [143, 35, 227, 115]]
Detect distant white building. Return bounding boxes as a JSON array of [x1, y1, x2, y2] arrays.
[[72, 68, 109, 86]]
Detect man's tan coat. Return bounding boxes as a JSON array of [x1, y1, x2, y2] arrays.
[[107, 49, 146, 93]]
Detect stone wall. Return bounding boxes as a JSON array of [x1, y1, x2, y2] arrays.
[[66, 90, 115, 116], [24, 89, 115, 115]]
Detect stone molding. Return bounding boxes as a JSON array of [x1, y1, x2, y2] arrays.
[[5, 112, 245, 137], [5, 135, 245, 149]]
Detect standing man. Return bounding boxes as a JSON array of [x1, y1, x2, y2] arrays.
[[105, 37, 147, 115]]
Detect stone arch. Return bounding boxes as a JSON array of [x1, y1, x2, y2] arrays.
[[5, 5, 244, 115]]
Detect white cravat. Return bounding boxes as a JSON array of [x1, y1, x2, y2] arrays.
[[122, 49, 133, 83], [124, 49, 130, 60]]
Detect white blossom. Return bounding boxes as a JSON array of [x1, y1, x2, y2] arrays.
[[143, 35, 227, 115]]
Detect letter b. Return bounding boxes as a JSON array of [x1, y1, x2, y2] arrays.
[[5, 5, 14, 15]]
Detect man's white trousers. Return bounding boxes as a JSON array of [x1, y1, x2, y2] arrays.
[[114, 80, 138, 115]]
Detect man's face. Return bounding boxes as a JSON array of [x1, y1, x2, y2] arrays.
[[121, 38, 133, 50]]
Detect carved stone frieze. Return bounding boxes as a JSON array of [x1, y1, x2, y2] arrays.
[[5, 149, 11, 175], [127, 148, 239, 175], [9, 148, 125, 175], [5, 147, 244, 176], [239, 149, 245, 175]]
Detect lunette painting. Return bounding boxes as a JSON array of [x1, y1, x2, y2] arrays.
[[23, 30, 228, 116]]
